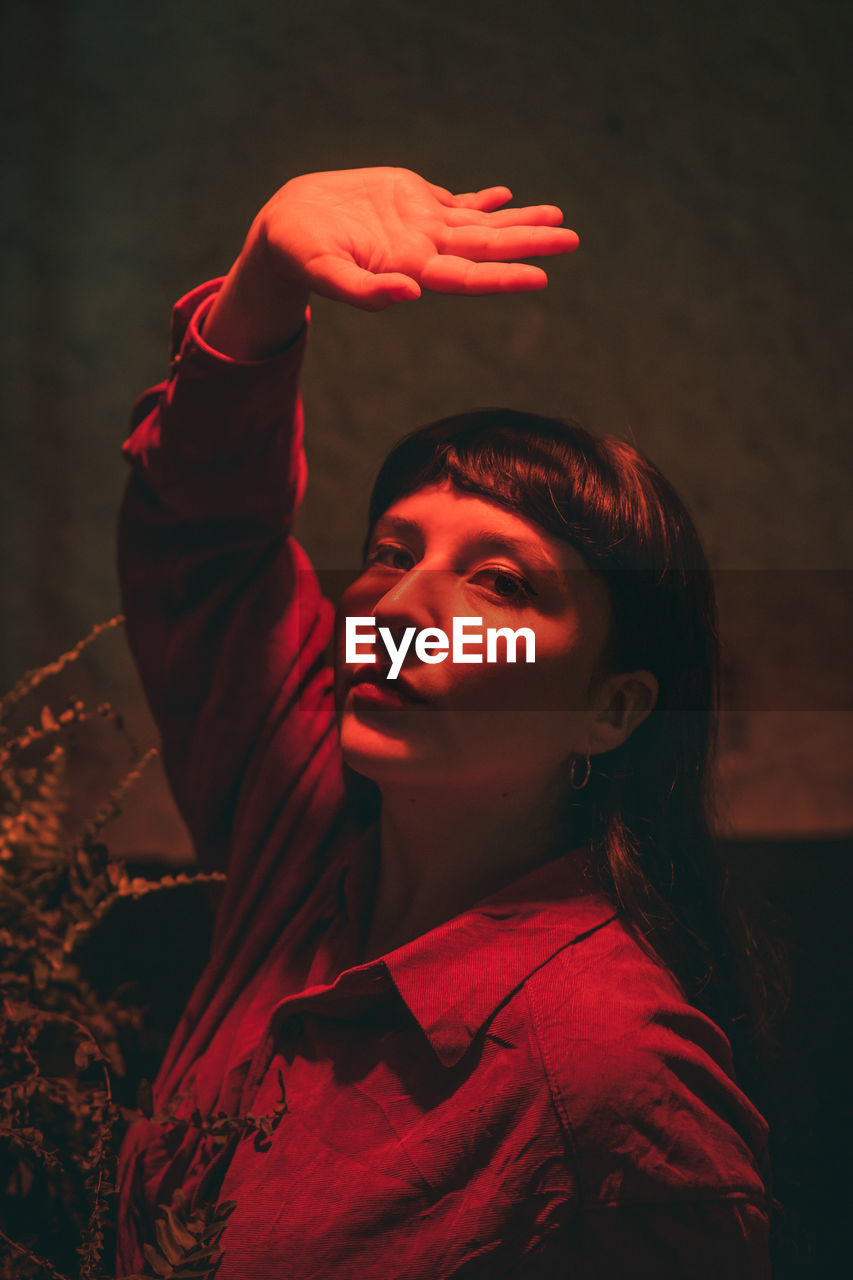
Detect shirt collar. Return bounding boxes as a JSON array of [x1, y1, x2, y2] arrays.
[[337, 834, 617, 1069]]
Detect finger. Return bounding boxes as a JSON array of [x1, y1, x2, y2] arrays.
[[426, 183, 513, 211], [310, 257, 421, 309], [426, 181, 459, 206], [451, 185, 514, 211], [437, 224, 580, 261], [419, 255, 549, 295], [441, 204, 568, 229]]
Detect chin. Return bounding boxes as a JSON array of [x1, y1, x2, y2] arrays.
[[338, 719, 447, 789]]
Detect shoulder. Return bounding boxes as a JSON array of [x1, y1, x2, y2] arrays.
[[523, 914, 770, 1207]]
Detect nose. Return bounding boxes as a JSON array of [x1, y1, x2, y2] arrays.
[[371, 567, 451, 649]]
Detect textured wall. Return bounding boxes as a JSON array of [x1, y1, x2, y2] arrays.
[[2, 0, 851, 860]]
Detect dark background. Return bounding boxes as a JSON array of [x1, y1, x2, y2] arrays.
[[1, 1, 851, 1274]]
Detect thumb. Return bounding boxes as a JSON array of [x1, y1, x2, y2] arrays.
[[311, 258, 421, 310]]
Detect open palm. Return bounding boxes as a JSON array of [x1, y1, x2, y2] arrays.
[[256, 167, 579, 311]]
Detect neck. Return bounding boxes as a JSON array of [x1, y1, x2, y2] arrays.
[[361, 772, 576, 961]]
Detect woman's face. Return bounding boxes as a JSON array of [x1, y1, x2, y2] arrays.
[[333, 479, 616, 795]]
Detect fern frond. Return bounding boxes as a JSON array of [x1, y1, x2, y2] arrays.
[[0, 616, 125, 725]]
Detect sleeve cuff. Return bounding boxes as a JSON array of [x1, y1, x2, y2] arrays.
[[168, 277, 310, 371], [122, 278, 310, 523]]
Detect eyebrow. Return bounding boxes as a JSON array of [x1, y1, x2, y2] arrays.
[[370, 514, 559, 572]]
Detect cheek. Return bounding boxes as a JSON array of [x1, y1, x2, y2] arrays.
[[333, 594, 364, 713], [445, 627, 595, 716], [334, 586, 369, 660], [517, 652, 592, 711], [334, 575, 388, 636]]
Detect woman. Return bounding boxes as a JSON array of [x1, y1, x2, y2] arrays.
[[116, 167, 772, 1277]]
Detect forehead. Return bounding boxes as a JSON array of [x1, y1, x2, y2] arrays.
[[373, 479, 591, 573]]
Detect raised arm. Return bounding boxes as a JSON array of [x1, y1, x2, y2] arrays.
[[118, 166, 579, 887], [117, 287, 324, 882], [202, 165, 579, 357]]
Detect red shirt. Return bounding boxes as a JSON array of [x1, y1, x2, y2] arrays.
[[115, 279, 772, 1278]]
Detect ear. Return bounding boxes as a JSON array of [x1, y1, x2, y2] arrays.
[[587, 670, 659, 756]]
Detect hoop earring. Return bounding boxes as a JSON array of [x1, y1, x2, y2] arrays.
[[569, 752, 591, 790]]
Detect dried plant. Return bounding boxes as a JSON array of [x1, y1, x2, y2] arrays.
[[0, 619, 281, 1279]]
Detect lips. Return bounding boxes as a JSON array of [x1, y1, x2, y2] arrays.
[[347, 665, 429, 704]]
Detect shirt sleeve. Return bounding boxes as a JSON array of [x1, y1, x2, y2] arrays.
[[522, 924, 773, 1279], [117, 278, 339, 877]]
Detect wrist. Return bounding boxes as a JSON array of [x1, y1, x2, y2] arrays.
[[202, 223, 310, 361]]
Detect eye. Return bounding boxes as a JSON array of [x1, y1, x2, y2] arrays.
[[365, 542, 415, 571], [473, 567, 535, 603]]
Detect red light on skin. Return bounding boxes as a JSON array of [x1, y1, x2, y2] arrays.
[[333, 480, 620, 791], [350, 681, 421, 711], [345, 615, 536, 677], [348, 664, 429, 707]]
